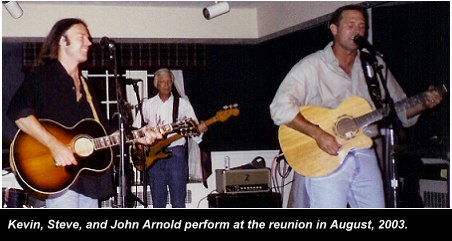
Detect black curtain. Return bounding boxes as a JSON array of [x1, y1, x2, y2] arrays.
[[373, 2, 449, 145], [373, 2, 450, 208]]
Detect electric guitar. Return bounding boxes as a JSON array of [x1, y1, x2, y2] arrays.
[[133, 104, 240, 171], [9, 118, 197, 196], [278, 85, 447, 177]]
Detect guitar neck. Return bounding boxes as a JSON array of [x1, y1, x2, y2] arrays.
[[393, 85, 446, 113], [162, 116, 218, 144], [201, 105, 239, 127], [151, 114, 231, 150], [92, 123, 175, 150], [203, 116, 219, 127], [354, 84, 447, 128]]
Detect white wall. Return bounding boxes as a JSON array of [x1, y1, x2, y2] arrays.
[[257, 1, 357, 38], [2, 2, 258, 40], [3, 1, 356, 42]]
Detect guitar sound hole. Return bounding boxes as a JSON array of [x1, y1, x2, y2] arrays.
[[334, 116, 358, 140], [73, 136, 94, 157]]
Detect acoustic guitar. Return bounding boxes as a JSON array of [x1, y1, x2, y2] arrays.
[[10, 118, 197, 196], [279, 85, 447, 177]]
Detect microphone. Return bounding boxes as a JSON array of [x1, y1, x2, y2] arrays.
[[353, 35, 383, 58], [100, 36, 116, 50], [122, 78, 143, 85], [364, 60, 374, 78]]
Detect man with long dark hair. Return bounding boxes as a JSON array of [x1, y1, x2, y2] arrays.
[[7, 18, 162, 208]]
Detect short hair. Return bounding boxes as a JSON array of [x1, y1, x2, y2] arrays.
[[153, 68, 174, 88], [330, 4, 368, 30], [38, 18, 90, 65]]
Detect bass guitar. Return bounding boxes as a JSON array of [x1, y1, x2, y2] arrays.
[[133, 104, 240, 171], [279, 85, 447, 177], [10, 118, 197, 196]]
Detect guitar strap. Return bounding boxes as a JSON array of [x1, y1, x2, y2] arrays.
[[172, 95, 179, 123], [171, 95, 185, 152], [80, 76, 100, 123], [360, 51, 383, 109]]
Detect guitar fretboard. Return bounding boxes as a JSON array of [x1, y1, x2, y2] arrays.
[[92, 124, 174, 150], [354, 85, 446, 128]]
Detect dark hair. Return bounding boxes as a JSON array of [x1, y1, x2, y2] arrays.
[[38, 18, 89, 65], [330, 4, 368, 29]]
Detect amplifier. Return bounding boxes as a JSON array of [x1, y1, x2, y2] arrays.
[[215, 168, 271, 194]]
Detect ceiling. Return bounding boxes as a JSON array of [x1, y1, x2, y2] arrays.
[[30, 1, 271, 9]]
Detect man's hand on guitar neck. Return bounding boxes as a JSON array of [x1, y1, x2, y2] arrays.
[[422, 85, 444, 109], [197, 121, 208, 133], [407, 85, 444, 118], [123, 124, 163, 146]]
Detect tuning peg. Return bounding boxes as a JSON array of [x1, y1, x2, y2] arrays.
[[222, 103, 239, 110]]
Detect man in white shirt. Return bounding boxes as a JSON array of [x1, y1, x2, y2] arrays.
[[133, 68, 207, 208], [269, 5, 443, 208]]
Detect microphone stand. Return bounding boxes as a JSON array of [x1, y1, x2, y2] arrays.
[[131, 82, 149, 208], [369, 53, 400, 208], [107, 43, 129, 208]]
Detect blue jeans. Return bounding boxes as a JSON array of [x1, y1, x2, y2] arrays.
[[46, 189, 99, 208], [292, 148, 385, 208], [148, 146, 187, 208]]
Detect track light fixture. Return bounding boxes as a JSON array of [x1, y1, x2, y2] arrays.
[[203, 1, 230, 20], [3, 1, 23, 19]]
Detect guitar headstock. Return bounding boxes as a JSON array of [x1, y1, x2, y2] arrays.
[[172, 118, 200, 137], [216, 103, 240, 122], [435, 84, 448, 95]]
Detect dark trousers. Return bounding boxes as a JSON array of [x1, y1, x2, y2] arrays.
[[148, 146, 187, 208]]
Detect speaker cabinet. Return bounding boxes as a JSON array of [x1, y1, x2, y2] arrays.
[[418, 158, 449, 208], [419, 179, 449, 208], [208, 192, 281, 208]]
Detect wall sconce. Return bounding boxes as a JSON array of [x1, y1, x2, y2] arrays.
[[203, 1, 230, 20], [3, 1, 23, 19]]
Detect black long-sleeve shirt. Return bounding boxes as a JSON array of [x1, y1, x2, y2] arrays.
[[7, 60, 114, 200]]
